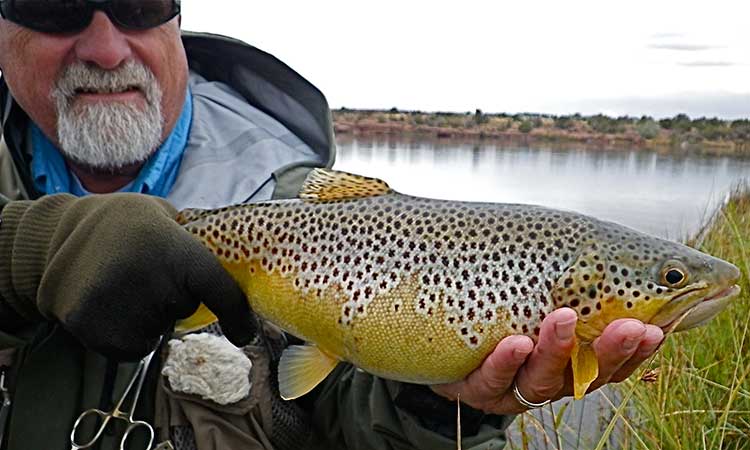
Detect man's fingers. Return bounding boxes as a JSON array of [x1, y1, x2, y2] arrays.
[[202, 270, 255, 347], [469, 335, 533, 396], [182, 242, 255, 347], [431, 334, 532, 411], [514, 308, 578, 403], [609, 325, 663, 383], [485, 335, 534, 384], [589, 319, 646, 389]]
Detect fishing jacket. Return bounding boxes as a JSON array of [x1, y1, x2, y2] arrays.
[[0, 31, 511, 450]]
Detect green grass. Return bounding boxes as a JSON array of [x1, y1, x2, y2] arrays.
[[617, 186, 750, 449]]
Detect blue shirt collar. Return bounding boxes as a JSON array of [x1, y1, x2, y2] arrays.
[[31, 89, 193, 198]]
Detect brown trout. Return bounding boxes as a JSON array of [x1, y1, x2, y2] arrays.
[[176, 169, 741, 400]]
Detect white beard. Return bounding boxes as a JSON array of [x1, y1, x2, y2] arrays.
[[50, 60, 164, 171]]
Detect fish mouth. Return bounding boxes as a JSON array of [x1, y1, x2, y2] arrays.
[[658, 284, 741, 333]]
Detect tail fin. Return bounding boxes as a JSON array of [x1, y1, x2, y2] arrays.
[[175, 304, 219, 333]]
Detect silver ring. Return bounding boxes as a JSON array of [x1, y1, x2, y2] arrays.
[[512, 381, 551, 409]]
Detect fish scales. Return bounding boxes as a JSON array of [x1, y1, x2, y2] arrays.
[[183, 195, 580, 376], [177, 169, 741, 400]]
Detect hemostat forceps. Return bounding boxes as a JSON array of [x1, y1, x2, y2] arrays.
[[70, 339, 162, 450]]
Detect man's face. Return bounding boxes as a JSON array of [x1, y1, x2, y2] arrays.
[[0, 11, 188, 170]]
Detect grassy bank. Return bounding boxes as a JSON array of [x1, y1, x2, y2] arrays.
[[618, 187, 750, 449]]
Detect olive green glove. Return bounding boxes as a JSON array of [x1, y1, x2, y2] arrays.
[[0, 193, 254, 360]]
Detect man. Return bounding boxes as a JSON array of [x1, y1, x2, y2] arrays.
[[0, 1, 664, 449]]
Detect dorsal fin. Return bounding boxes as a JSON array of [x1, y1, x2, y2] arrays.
[[300, 169, 392, 202]]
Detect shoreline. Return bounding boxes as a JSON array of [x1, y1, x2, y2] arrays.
[[333, 109, 750, 156]]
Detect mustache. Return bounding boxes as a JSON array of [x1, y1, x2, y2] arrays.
[[53, 60, 158, 100], [50, 60, 165, 171]]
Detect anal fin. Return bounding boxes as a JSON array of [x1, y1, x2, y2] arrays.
[[278, 345, 340, 400], [571, 339, 598, 400]]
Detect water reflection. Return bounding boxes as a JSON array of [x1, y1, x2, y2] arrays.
[[334, 136, 750, 239]]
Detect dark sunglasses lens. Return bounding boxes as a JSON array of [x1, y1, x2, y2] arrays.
[[4, 0, 91, 33], [109, 0, 178, 29]]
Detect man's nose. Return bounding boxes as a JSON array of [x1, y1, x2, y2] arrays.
[[73, 11, 132, 69]]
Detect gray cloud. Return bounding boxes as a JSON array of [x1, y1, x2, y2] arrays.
[[649, 43, 724, 51], [679, 61, 735, 67]]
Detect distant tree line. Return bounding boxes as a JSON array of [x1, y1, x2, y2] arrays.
[[335, 107, 750, 143]]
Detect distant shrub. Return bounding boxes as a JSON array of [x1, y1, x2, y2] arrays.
[[615, 115, 635, 126], [519, 120, 534, 133], [692, 118, 729, 141], [474, 109, 489, 125], [659, 118, 673, 130], [638, 115, 654, 123], [673, 113, 692, 131], [554, 116, 574, 130], [700, 125, 728, 141], [495, 119, 512, 131], [636, 119, 661, 139], [588, 114, 623, 134], [661, 113, 692, 133], [730, 119, 750, 140]]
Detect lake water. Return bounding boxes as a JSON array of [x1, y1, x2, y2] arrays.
[[334, 136, 750, 240]]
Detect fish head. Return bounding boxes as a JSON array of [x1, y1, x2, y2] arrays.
[[644, 253, 740, 333], [552, 221, 740, 398], [555, 221, 741, 343]]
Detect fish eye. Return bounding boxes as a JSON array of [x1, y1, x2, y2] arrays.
[[659, 261, 689, 288], [665, 269, 685, 285]]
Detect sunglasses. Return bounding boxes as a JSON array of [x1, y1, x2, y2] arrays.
[[0, 0, 180, 34]]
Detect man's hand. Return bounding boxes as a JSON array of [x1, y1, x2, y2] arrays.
[[0, 193, 255, 360], [431, 308, 663, 414]]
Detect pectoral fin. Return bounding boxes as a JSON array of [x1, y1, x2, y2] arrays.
[[571, 339, 598, 400], [278, 344, 340, 400]]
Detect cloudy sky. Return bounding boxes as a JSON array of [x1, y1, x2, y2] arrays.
[[182, 1, 750, 119]]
